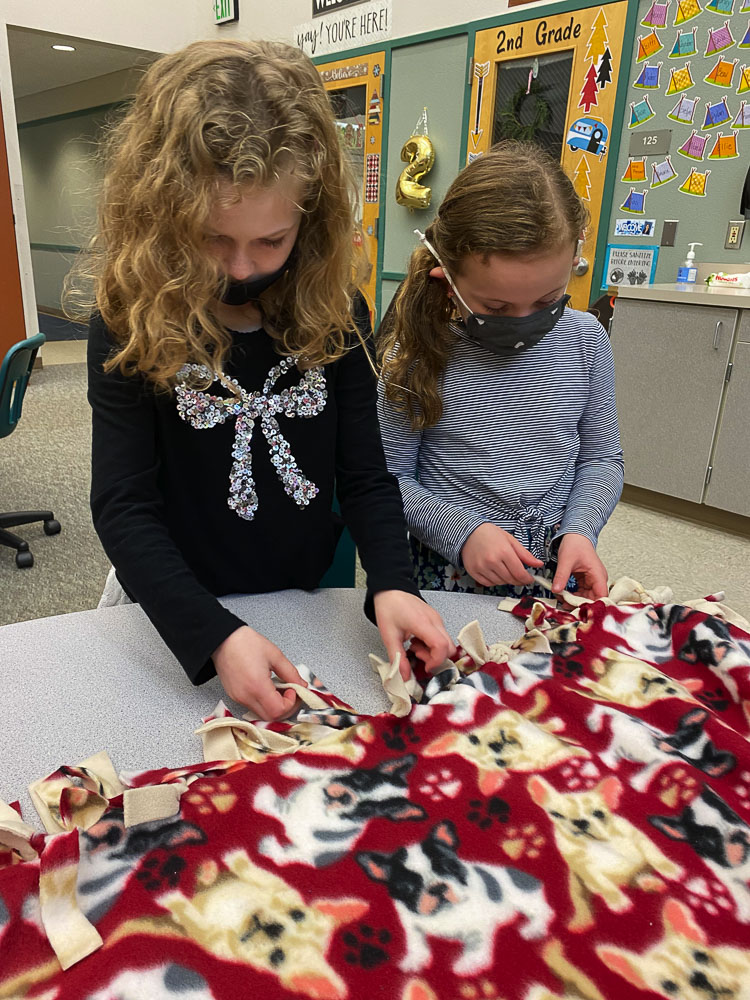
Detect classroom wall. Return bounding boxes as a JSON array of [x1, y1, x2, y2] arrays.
[[0, 1, 199, 339], [605, 0, 750, 285], [18, 104, 113, 310], [198, 0, 561, 45]]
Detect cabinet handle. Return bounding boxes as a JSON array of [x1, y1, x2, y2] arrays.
[[713, 320, 723, 349]]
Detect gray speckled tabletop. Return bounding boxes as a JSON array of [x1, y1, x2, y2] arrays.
[[1, 588, 523, 829]]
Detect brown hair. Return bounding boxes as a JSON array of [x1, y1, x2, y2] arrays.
[[379, 141, 589, 429], [65, 39, 364, 390]]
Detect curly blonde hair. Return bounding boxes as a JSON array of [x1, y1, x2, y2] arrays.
[[65, 39, 364, 390], [379, 141, 589, 429]]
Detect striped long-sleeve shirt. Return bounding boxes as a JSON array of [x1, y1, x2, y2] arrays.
[[377, 307, 624, 567]]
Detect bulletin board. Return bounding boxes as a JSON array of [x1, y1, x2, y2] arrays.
[[468, 2, 630, 309], [606, 0, 750, 283]]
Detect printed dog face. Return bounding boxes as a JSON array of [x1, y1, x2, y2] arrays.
[[529, 775, 682, 931], [424, 711, 588, 795], [357, 820, 552, 975], [597, 898, 750, 1000], [255, 754, 426, 868], [587, 704, 736, 793], [577, 649, 702, 707], [651, 785, 750, 922], [85, 964, 216, 1000], [77, 810, 205, 923], [159, 850, 367, 1000]]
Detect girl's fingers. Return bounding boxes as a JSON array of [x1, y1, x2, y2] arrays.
[[270, 651, 307, 687]]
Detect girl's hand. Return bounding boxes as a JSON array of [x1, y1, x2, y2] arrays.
[[212, 625, 306, 720], [551, 533, 609, 599], [461, 523, 544, 588], [373, 591, 456, 680]]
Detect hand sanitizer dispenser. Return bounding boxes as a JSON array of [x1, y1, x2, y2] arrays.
[[677, 243, 702, 284]]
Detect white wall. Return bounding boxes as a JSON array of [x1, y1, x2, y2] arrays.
[[199, 1, 557, 45]]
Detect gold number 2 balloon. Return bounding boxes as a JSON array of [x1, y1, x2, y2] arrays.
[[396, 109, 435, 211]]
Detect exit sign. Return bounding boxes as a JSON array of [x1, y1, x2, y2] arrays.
[[214, 0, 239, 24]]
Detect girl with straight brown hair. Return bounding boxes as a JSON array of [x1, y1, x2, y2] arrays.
[[378, 142, 624, 601]]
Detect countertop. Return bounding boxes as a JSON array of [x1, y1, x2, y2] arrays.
[[616, 282, 750, 309]]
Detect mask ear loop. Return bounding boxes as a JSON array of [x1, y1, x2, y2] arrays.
[[413, 229, 482, 325]]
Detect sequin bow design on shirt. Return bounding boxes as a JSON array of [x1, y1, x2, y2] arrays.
[[175, 358, 327, 520]]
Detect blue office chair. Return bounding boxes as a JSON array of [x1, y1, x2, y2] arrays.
[[0, 333, 61, 568]]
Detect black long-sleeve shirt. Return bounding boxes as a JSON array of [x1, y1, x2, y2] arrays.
[[87, 301, 419, 683]]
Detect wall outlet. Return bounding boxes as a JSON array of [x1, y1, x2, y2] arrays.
[[661, 220, 678, 247], [725, 220, 745, 250]]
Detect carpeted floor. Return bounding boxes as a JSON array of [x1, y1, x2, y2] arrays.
[[0, 362, 110, 623], [2, 361, 749, 627]]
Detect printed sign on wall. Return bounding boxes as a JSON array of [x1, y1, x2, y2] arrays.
[[603, 244, 660, 287], [295, 0, 391, 57]]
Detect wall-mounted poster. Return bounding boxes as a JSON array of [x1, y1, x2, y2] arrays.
[[602, 244, 660, 286]]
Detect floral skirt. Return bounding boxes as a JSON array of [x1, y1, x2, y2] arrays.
[[409, 529, 576, 599]]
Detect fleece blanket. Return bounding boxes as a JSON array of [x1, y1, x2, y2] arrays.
[[2, 584, 750, 1000]]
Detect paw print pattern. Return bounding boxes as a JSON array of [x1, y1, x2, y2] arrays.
[[419, 769, 462, 803], [733, 771, 750, 811], [554, 659, 584, 680], [501, 823, 546, 861], [136, 853, 186, 892], [383, 722, 421, 752], [184, 779, 238, 816], [697, 686, 730, 712], [459, 979, 503, 999], [560, 758, 600, 790], [342, 924, 391, 969], [467, 797, 510, 829], [655, 767, 699, 808], [685, 876, 734, 917]]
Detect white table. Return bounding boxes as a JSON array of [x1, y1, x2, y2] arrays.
[[0, 589, 523, 828]]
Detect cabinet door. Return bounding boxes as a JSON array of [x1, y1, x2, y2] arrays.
[[705, 340, 750, 517], [610, 299, 735, 502]]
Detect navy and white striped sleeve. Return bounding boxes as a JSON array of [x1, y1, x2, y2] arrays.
[[555, 322, 624, 546], [377, 383, 486, 565]]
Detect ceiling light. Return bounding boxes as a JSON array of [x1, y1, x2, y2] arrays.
[[51, 44, 76, 52]]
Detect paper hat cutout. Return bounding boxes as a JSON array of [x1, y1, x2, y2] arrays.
[[705, 56, 739, 87], [622, 157, 648, 182], [667, 62, 695, 92], [703, 96, 733, 126], [651, 155, 679, 186], [678, 129, 709, 158], [634, 62, 663, 88], [637, 29, 665, 61], [621, 188, 649, 214], [705, 20, 735, 54], [670, 27, 698, 55], [674, 0, 703, 23], [629, 97, 656, 127], [669, 93, 700, 121], [643, 1, 672, 26]]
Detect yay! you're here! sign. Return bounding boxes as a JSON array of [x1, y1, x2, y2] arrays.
[[297, 0, 391, 56]]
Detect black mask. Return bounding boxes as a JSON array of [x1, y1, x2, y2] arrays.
[[219, 259, 290, 305], [414, 228, 570, 357], [459, 294, 570, 356]]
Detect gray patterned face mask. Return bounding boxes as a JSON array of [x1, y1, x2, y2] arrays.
[[415, 229, 569, 357]]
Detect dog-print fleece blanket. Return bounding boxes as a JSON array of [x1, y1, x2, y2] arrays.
[[2, 582, 750, 1000]]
